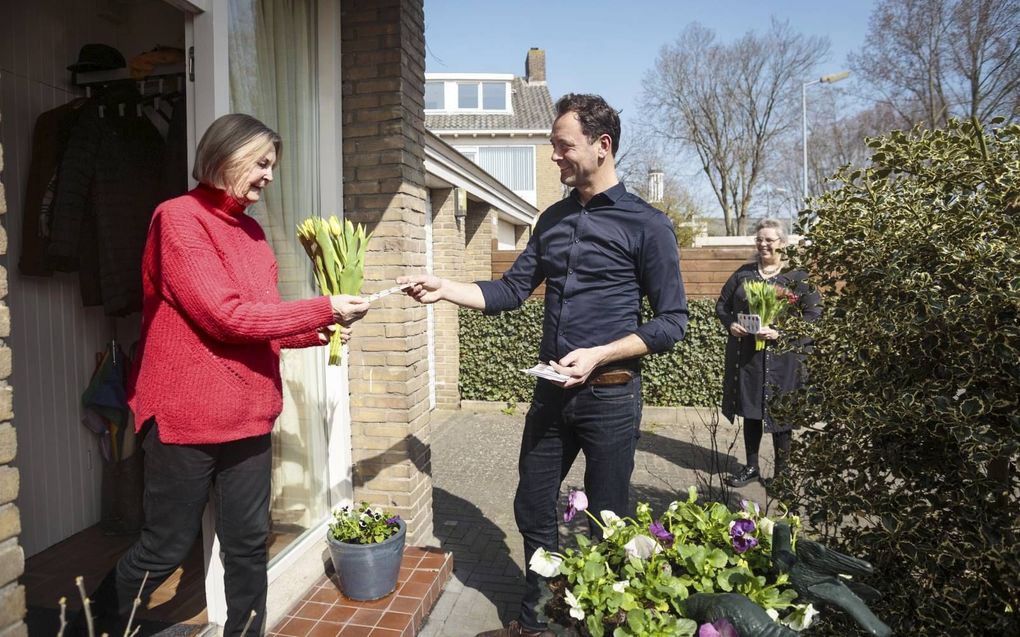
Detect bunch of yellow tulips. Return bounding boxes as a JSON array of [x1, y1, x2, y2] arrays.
[[297, 216, 371, 365]]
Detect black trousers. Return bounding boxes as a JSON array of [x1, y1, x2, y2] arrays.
[[91, 424, 272, 636], [515, 377, 642, 630]]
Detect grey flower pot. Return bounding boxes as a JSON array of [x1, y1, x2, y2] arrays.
[[326, 520, 406, 601]]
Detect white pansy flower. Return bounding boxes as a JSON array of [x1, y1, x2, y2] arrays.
[[612, 580, 629, 593], [528, 547, 562, 577], [623, 535, 663, 560], [564, 588, 585, 620], [766, 608, 780, 621], [758, 516, 775, 540], [781, 604, 819, 631], [600, 510, 624, 538]]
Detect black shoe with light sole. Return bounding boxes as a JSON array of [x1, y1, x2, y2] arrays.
[[725, 465, 760, 487]]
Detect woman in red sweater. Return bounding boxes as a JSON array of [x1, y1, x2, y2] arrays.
[[82, 114, 368, 636]]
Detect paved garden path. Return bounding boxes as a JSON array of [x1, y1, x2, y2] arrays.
[[420, 405, 778, 636]]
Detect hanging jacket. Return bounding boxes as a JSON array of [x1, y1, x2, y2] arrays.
[[48, 86, 165, 316]]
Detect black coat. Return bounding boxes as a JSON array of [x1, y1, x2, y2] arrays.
[[715, 264, 821, 432]]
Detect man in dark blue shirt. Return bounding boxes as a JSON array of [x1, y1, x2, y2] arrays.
[[400, 93, 687, 637]]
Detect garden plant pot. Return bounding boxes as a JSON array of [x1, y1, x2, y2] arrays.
[[326, 520, 406, 601]]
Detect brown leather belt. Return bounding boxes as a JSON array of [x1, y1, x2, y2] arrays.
[[588, 368, 635, 386]]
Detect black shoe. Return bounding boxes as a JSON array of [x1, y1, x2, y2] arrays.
[[725, 465, 760, 487]]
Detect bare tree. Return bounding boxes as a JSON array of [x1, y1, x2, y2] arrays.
[[641, 20, 829, 235], [767, 95, 901, 210], [852, 0, 1020, 128]]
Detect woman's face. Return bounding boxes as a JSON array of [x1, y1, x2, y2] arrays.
[[237, 147, 277, 204], [755, 227, 785, 261]]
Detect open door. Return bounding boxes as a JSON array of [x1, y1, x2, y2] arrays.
[[180, 0, 347, 627]]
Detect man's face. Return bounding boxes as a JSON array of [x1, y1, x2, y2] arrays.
[[550, 112, 603, 189]]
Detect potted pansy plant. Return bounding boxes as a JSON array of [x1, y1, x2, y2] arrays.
[[326, 502, 405, 601], [532, 487, 820, 637]]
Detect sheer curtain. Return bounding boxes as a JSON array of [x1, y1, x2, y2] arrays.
[[228, 0, 329, 557]]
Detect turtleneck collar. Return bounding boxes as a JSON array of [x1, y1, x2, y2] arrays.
[[195, 182, 248, 219]]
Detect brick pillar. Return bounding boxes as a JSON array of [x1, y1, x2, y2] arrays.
[[0, 114, 27, 635], [341, 0, 435, 545], [429, 189, 463, 408], [464, 200, 494, 283]]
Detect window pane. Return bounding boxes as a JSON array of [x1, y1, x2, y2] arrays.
[[458, 82, 478, 109], [425, 81, 444, 110], [482, 82, 506, 110], [478, 146, 534, 191]]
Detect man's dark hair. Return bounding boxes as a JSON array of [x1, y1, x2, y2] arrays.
[[554, 93, 621, 156]]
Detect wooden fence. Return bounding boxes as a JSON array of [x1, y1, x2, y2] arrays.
[[490, 245, 752, 300]]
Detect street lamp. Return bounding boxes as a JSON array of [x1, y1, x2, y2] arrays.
[[802, 71, 850, 201]]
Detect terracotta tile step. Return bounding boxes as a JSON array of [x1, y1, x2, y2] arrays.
[[269, 546, 453, 637]]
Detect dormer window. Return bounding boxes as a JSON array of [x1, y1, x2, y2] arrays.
[[425, 74, 512, 113]]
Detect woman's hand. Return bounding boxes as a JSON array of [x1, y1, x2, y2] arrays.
[[729, 322, 749, 337], [329, 295, 369, 326], [756, 326, 780, 341], [317, 324, 353, 344]]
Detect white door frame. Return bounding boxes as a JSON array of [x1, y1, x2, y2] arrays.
[[179, 0, 346, 626]]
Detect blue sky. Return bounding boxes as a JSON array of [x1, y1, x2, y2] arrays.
[[424, 0, 876, 125]]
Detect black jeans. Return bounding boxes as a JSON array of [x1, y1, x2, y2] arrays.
[[91, 424, 272, 636], [515, 376, 642, 630]]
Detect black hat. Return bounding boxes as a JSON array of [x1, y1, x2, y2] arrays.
[[67, 44, 126, 73]]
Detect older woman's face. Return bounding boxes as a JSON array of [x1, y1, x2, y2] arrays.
[[755, 227, 785, 261], [239, 147, 277, 204]]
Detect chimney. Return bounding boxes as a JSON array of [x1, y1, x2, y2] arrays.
[[526, 47, 546, 83]]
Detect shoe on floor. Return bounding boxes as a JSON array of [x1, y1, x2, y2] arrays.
[[725, 465, 760, 487], [475, 619, 555, 637]]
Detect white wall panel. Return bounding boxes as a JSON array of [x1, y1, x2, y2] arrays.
[[0, 0, 183, 557]]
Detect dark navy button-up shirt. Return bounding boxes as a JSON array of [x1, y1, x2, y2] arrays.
[[476, 182, 688, 367]]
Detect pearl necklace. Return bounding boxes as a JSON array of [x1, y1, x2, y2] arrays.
[[758, 262, 782, 279]]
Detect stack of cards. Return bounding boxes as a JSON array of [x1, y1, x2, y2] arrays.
[[522, 363, 570, 383]]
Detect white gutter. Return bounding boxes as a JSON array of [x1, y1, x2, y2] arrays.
[[424, 131, 539, 226], [430, 129, 550, 137]]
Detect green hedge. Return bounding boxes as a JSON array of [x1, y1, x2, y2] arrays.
[[458, 298, 725, 406]]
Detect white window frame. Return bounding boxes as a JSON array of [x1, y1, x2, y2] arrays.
[[452, 143, 537, 207], [424, 73, 512, 115]]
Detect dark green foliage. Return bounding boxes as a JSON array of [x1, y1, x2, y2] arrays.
[[772, 119, 1020, 635], [458, 299, 726, 406]]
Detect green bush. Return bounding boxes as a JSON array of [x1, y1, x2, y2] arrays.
[[458, 298, 726, 406], [772, 119, 1020, 635]]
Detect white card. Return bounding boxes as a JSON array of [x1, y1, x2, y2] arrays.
[[366, 283, 413, 303], [522, 363, 570, 383], [737, 313, 762, 334]]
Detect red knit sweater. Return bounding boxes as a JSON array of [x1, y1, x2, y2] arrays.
[[128, 184, 335, 444]]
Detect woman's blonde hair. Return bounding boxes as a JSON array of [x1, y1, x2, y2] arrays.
[[192, 114, 282, 199]]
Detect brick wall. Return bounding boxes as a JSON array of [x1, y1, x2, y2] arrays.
[[0, 115, 27, 635], [491, 245, 751, 301], [340, 0, 435, 545], [429, 189, 462, 408], [535, 141, 562, 212], [463, 199, 493, 283]]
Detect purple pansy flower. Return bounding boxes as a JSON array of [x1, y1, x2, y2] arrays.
[[731, 534, 758, 554], [729, 518, 758, 554], [386, 515, 401, 526], [564, 489, 588, 522], [729, 518, 756, 538], [649, 520, 674, 547]]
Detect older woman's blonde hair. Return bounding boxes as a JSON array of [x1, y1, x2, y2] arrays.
[[193, 114, 282, 199]]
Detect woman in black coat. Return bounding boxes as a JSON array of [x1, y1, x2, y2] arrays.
[[715, 218, 821, 487]]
